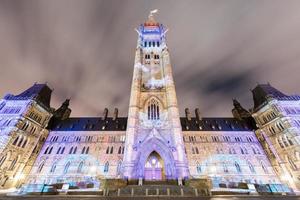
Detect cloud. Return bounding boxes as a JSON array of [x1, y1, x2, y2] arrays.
[[0, 0, 300, 117]]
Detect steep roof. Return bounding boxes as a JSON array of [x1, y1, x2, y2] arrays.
[[49, 116, 253, 132], [252, 83, 300, 111], [4, 83, 52, 110]]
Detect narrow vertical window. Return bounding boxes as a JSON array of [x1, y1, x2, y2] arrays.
[[64, 162, 70, 174], [8, 157, 18, 171], [81, 147, 86, 154], [77, 161, 84, 173], [37, 161, 45, 173], [69, 147, 73, 154], [50, 163, 56, 173], [104, 162, 109, 173], [235, 162, 241, 173]]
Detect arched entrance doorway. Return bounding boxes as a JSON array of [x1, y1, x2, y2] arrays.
[[144, 152, 165, 180]]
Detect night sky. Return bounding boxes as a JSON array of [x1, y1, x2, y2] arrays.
[[0, 0, 300, 117]]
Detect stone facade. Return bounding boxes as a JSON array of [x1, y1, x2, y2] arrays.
[[251, 84, 300, 190], [0, 84, 53, 188]]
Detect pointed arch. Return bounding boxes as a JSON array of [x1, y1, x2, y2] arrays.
[[0, 151, 10, 168], [196, 162, 201, 173], [8, 156, 19, 171], [21, 138, 28, 148], [64, 162, 71, 174], [288, 156, 297, 170], [61, 147, 65, 154], [143, 96, 165, 119], [48, 146, 53, 154], [117, 161, 122, 175], [37, 161, 45, 173], [69, 147, 73, 154], [104, 161, 109, 173], [77, 161, 84, 173], [56, 147, 61, 154], [235, 161, 242, 173], [82, 147, 86, 154], [73, 146, 77, 154], [135, 137, 177, 179], [12, 136, 19, 145], [50, 162, 57, 173], [248, 161, 255, 173], [260, 160, 268, 173]]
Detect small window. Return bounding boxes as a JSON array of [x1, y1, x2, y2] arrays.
[[104, 162, 109, 173], [37, 161, 45, 173], [77, 161, 84, 173], [50, 163, 56, 173], [64, 162, 71, 174], [235, 162, 242, 173]]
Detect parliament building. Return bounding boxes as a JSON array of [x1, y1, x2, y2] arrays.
[[0, 13, 299, 194]]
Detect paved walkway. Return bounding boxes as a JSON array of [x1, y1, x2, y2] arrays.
[[0, 194, 300, 200]]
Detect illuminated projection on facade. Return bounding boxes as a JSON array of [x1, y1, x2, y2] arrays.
[[0, 11, 299, 194]]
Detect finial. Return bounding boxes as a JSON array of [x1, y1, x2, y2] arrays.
[[148, 9, 158, 19]]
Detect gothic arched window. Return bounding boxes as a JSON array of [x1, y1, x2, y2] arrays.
[[61, 147, 65, 154], [81, 147, 86, 154], [12, 136, 19, 146], [48, 146, 53, 154], [50, 163, 57, 173], [196, 162, 201, 173], [8, 157, 18, 171], [148, 98, 160, 120], [37, 161, 45, 173], [117, 161, 122, 175], [64, 162, 70, 174], [0, 155, 7, 167], [261, 160, 268, 173], [44, 147, 49, 154], [69, 147, 73, 154], [104, 162, 109, 173], [21, 139, 28, 148], [288, 156, 297, 170], [56, 147, 61, 154], [77, 161, 84, 173], [73, 147, 77, 154], [17, 136, 23, 147], [235, 162, 242, 173], [248, 161, 255, 173], [223, 162, 228, 173]]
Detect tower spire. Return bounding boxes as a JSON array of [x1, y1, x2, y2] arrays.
[[122, 13, 189, 180]]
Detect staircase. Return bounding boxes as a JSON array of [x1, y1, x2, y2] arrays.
[[105, 184, 209, 197]]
